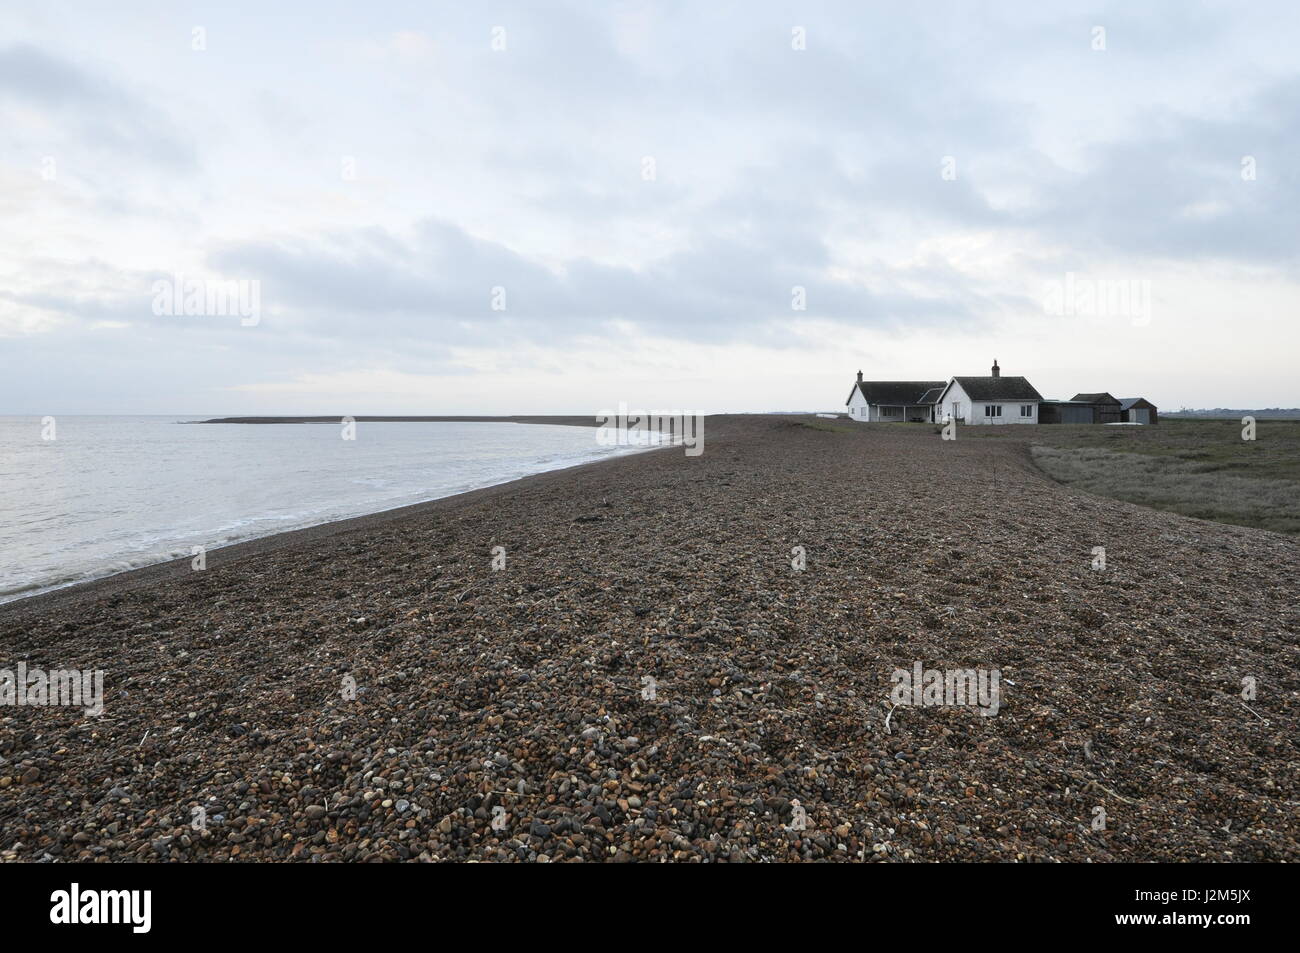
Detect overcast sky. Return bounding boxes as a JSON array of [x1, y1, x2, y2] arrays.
[[2, 1, 1298, 414]]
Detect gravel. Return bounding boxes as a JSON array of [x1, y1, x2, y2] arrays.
[[0, 415, 1296, 862]]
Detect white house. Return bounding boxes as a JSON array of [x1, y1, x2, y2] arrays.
[[934, 360, 1043, 425], [846, 372, 946, 422]]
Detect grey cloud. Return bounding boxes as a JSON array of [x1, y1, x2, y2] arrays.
[[207, 211, 1003, 353], [1018, 77, 1300, 265], [5, 0, 1299, 412], [0, 43, 195, 168]]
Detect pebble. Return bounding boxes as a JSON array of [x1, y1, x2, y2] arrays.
[[0, 417, 1293, 864]]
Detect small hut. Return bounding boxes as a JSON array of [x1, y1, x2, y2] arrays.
[[1118, 397, 1158, 425]]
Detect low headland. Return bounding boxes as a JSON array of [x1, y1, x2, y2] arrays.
[[196, 416, 602, 426]]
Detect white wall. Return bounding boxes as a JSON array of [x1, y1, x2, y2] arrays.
[[938, 380, 970, 424], [969, 400, 1037, 424], [847, 386, 869, 421], [938, 379, 1037, 425]]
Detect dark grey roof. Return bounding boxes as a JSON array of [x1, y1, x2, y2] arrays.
[[948, 376, 1043, 401], [1071, 392, 1121, 404], [1118, 397, 1155, 411], [916, 387, 944, 404], [846, 380, 945, 406]]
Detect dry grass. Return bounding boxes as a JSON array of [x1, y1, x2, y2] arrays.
[[793, 418, 856, 434], [1024, 419, 1300, 482], [1031, 445, 1300, 534], [960, 419, 1300, 534]]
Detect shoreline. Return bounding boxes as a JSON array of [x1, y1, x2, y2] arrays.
[[1, 414, 668, 616], [1, 415, 1295, 862], [193, 415, 607, 426], [0, 432, 677, 622]]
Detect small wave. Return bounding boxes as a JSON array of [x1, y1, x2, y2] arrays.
[[0, 424, 661, 605]]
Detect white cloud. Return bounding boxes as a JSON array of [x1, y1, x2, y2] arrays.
[[1, 1, 1298, 411]]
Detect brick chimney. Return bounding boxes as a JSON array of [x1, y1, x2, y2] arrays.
[[857, 369, 863, 382], [991, 359, 1000, 378]]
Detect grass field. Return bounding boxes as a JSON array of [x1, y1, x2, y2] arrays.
[[968, 419, 1300, 534]]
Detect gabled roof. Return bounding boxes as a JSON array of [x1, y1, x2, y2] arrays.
[[846, 380, 945, 407], [1071, 392, 1121, 404], [1118, 397, 1156, 411], [943, 376, 1044, 402], [916, 387, 945, 405]]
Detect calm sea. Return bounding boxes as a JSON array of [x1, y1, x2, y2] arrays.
[[0, 416, 648, 604]]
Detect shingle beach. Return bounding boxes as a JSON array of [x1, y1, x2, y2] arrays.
[[2, 416, 1296, 862]]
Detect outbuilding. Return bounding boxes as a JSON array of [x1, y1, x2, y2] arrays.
[[1038, 400, 1096, 424], [1118, 397, 1159, 424], [1070, 393, 1123, 424]]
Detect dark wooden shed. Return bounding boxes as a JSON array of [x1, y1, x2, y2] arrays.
[[1039, 400, 1098, 424], [1071, 393, 1123, 424]]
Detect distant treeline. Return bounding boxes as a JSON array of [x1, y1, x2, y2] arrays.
[[1164, 409, 1300, 419]]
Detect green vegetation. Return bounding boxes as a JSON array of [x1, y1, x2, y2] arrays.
[[972, 420, 1300, 534], [794, 418, 856, 434], [1030, 445, 1300, 534]]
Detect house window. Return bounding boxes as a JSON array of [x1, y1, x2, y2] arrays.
[[984, 405, 1002, 418], [1020, 405, 1033, 417], [881, 406, 901, 418], [952, 401, 961, 418]]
